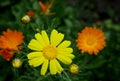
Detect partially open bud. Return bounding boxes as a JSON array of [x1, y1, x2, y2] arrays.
[[12, 58, 23, 68], [69, 64, 79, 74], [27, 10, 35, 18], [21, 15, 30, 24]]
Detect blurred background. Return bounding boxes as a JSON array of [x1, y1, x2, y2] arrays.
[[0, 0, 120, 81]]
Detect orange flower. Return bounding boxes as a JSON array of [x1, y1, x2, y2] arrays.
[[27, 10, 35, 18], [0, 48, 14, 61], [0, 29, 24, 50], [39, 0, 55, 15], [76, 27, 106, 55], [0, 29, 24, 61]]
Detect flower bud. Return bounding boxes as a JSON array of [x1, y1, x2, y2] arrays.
[[69, 64, 79, 74], [35, 28, 40, 32], [27, 10, 35, 18], [12, 58, 23, 68], [21, 15, 30, 24]]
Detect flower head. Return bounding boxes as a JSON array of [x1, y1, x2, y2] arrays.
[[76, 27, 106, 55], [27, 29, 75, 75], [0, 29, 24, 50], [39, 0, 55, 15], [0, 29, 24, 61]]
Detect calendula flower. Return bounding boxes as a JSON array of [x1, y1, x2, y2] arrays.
[[76, 27, 106, 55], [69, 64, 79, 74], [21, 15, 30, 24], [27, 29, 75, 75], [39, 0, 55, 15], [27, 10, 35, 18], [12, 58, 23, 68], [0, 29, 24, 61], [0, 29, 24, 50]]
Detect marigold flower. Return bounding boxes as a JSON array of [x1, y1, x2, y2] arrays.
[[39, 0, 55, 15], [0, 29, 24, 61], [0, 48, 14, 61], [21, 15, 30, 24], [69, 64, 79, 74], [0, 29, 24, 50], [76, 27, 106, 55], [27, 29, 75, 75], [27, 10, 35, 18], [12, 58, 23, 68]]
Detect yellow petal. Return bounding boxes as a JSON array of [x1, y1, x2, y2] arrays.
[[55, 59, 63, 73], [50, 59, 57, 75], [28, 56, 45, 67], [57, 54, 72, 65], [35, 33, 46, 47], [56, 33, 64, 46], [66, 54, 75, 59], [41, 31, 49, 45], [41, 59, 49, 75], [57, 48, 73, 54], [57, 40, 71, 49], [59, 53, 75, 59], [27, 52, 43, 59], [28, 39, 43, 51], [50, 29, 64, 46]]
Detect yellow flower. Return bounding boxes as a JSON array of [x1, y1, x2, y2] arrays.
[[12, 58, 23, 68], [27, 29, 75, 75], [69, 64, 79, 74], [76, 27, 106, 55]]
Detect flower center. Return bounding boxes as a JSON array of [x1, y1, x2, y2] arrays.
[[86, 36, 96, 46], [43, 45, 57, 60]]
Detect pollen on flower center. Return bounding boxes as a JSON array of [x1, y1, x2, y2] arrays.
[[43, 45, 57, 60], [86, 36, 96, 46]]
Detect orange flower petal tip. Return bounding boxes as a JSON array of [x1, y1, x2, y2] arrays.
[[39, 1, 50, 13], [39, 0, 55, 15], [0, 48, 14, 61], [27, 10, 35, 18]]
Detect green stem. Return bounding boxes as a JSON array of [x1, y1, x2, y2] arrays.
[[63, 71, 72, 81]]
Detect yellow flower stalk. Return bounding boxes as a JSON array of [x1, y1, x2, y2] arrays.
[[27, 29, 75, 75]]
